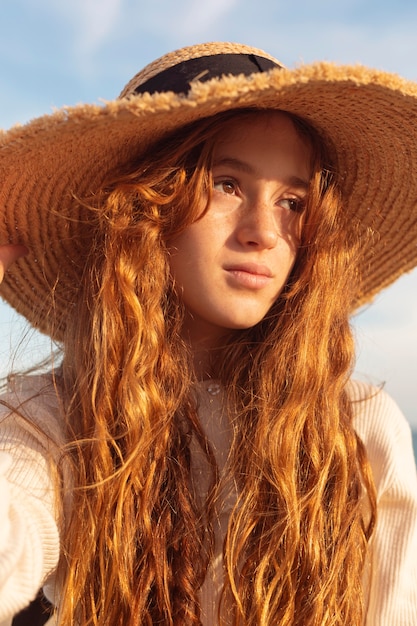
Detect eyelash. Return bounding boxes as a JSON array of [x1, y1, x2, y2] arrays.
[[213, 179, 237, 195], [213, 178, 305, 213], [279, 197, 305, 213]]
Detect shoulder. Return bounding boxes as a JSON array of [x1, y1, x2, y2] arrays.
[[348, 382, 417, 623], [0, 375, 63, 619], [347, 378, 409, 437], [347, 379, 416, 493], [0, 373, 65, 446]]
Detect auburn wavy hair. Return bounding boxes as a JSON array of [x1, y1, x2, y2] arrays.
[[54, 109, 376, 625]]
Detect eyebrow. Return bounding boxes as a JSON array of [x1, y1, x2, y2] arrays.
[[213, 157, 310, 191]]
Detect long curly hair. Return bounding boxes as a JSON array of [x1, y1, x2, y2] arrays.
[[55, 109, 376, 625]]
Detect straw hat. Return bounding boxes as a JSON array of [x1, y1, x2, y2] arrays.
[[1, 41, 417, 341]]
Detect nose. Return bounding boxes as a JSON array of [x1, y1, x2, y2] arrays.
[[235, 196, 279, 249]]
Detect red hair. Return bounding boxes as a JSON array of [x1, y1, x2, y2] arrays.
[[54, 109, 376, 625]]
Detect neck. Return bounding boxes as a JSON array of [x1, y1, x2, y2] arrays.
[[180, 313, 239, 379], [182, 330, 234, 381], [193, 354, 214, 381]]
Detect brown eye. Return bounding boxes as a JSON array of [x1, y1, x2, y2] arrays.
[[213, 180, 236, 195], [279, 197, 304, 213]]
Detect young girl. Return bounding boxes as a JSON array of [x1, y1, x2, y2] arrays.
[[0, 42, 416, 626]]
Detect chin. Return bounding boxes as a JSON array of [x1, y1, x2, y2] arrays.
[[228, 318, 265, 330]]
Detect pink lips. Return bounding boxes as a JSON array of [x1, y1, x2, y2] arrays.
[[224, 263, 273, 289]]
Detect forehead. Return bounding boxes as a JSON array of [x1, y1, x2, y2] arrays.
[[211, 111, 313, 180], [214, 110, 310, 137]]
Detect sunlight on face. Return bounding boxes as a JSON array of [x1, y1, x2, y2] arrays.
[[169, 111, 312, 348]]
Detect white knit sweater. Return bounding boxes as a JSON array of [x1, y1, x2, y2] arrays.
[[0, 375, 416, 625]]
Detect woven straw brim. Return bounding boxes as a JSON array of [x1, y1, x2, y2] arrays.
[[1, 62, 417, 340]]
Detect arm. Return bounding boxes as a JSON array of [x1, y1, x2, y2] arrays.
[[351, 381, 417, 625], [0, 397, 61, 621]]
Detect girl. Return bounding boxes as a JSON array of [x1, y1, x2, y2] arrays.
[[0, 42, 416, 626]]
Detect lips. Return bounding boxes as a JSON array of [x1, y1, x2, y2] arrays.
[[224, 263, 274, 289], [224, 262, 273, 278]]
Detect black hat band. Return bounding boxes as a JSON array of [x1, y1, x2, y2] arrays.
[[133, 53, 281, 96]]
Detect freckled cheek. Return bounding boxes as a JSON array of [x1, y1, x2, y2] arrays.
[[294, 210, 306, 243], [167, 225, 216, 282], [278, 236, 299, 279], [275, 208, 303, 242], [277, 226, 301, 264]]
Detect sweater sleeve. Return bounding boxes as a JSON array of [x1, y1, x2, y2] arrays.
[[350, 380, 417, 625], [0, 375, 62, 622]]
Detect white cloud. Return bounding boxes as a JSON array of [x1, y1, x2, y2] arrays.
[[173, 0, 239, 38], [115, 0, 239, 42], [71, 0, 124, 56], [27, 0, 239, 75], [34, 0, 125, 66]]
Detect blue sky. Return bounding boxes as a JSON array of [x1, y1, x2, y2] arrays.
[[0, 0, 416, 426]]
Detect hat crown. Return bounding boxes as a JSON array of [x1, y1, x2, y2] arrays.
[[119, 42, 283, 98]]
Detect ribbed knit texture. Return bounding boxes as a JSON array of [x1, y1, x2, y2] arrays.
[[0, 376, 416, 624], [0, 376, 62, 626], [348, 380, 417, 624]]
